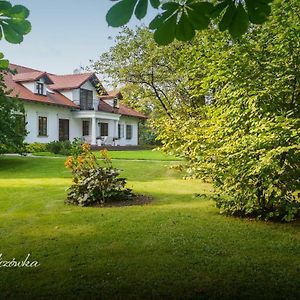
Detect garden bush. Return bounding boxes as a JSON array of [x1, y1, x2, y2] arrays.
[[65, 144, 133, 206], [47, 140, 72, 155], [24, 142, 47, 153]]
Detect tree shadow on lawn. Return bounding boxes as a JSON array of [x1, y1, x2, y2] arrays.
[[1, 205, 300, 300], [0, 157, 71, 179]]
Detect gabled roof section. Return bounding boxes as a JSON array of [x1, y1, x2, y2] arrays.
[[100, 90, 123, 100], [48, 73, 103, 91], [5, 63, 147, 118], [13, 71, 54, 84], [10, 63, 41, 73], [4, 64, 78, 108]]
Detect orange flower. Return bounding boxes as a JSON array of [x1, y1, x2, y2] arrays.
[[65, 156, 74, 169], [77, 155, 84, 164], [100, 148, 110, 160], [82, 143, 90, 151]]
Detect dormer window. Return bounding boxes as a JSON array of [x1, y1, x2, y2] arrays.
[[36, 82, 44, 95], [113, 97, 119, 108]]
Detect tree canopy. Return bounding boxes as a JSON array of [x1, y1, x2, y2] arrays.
[[96, 0, 300, 221]]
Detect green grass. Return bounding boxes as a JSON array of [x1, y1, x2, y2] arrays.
[[31, 151, 65, 157], [95, 149, 181, 161], [0, 156, 299, 300], [33, 149, 181, 161]]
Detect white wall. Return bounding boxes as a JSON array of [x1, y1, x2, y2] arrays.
[[117, 116, 139, 146], [97, 119, 116, 138], [22, 82, 35, 93], [22, 78, 48, 96], [60, 89, 80, 103], [24, 102, 82, 144], [60, 90, 73, 101]]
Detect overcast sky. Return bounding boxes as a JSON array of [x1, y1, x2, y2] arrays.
[[1, 0, 156, 74]]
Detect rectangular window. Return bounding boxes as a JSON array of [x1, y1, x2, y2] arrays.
[[38, 116, 47, 136], [59, 119, 69, 141], [126, 125, 132, 140], [82, 120, 89, 136], [100, 122, 108, 136], [80, 89, 93, 110], [15, 114, 26, 136], [36, 82, 44, 95], [118, 124, 121, 139], [118, 124, 124, 139]]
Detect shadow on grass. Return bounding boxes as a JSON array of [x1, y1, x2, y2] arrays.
[[1, 204, 300, 300]]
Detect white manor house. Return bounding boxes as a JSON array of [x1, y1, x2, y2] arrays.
[[4, 64, 147, 146]]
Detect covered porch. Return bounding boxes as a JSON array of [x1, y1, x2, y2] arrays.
[[72, 111, 121, 146]]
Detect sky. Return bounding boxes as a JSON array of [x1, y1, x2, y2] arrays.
[[1, 0, 156, 74]]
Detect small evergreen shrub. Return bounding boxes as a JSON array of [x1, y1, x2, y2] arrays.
[[65, 144, 133, 206]]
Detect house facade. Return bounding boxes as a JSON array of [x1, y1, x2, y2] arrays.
[[4, 64, 147, 146]]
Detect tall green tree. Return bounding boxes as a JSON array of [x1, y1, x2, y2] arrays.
[[0, 1, 31, 153], [95, 0, 300, 221], [157, 0, 300, 221]]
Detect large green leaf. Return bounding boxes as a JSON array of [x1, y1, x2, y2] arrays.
[[135, 0, 148, 20], [187, 7, 210, 30], [187, 1, 214, 15], [229, 3, 249, 38], [245, 0, 271, 24], [106, 0, 138, 27], [210, 0, 229, 19], [2, 23, 23, 43], [150, 0, 160, 9], [153, 14, 177, 45], [0, 2, 31, 44], [218, 3, 236, 32], [149, 5, 179, 29], [176, 12, 195, 41], [6, 19, 31, 35], [8, 4, 30, 19], [0, 0, 11, 11], [0, 58, 9, 69], [161, 2, 180, 11]]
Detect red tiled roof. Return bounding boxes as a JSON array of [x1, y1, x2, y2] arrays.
[[98, 100, 147, 119], [48, 73, 95, 90], [5, 63, 147, 119], [12, 71, 47, 82], [5, 64, 78, 108], [10, 63, 40, 73], [119, 104, 147, 119], [100, 90, 123, 100]]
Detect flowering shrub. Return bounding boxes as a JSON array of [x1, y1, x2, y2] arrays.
[[65, 143, 133, 206]]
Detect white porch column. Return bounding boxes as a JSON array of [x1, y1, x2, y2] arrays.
[[114, 120, 119, 146], [91, 117, 97, 145], [114, 120, 119, 138]]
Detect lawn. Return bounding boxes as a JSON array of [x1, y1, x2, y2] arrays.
[[0, 156, 299, 299], [33, 149, 181, 161]]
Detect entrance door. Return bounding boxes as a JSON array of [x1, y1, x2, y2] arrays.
[[59, 119, 69, 141]]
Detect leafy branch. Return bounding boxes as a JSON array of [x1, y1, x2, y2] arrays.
[[0, 0, 31, 68], [106, 0, 274, 45]]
